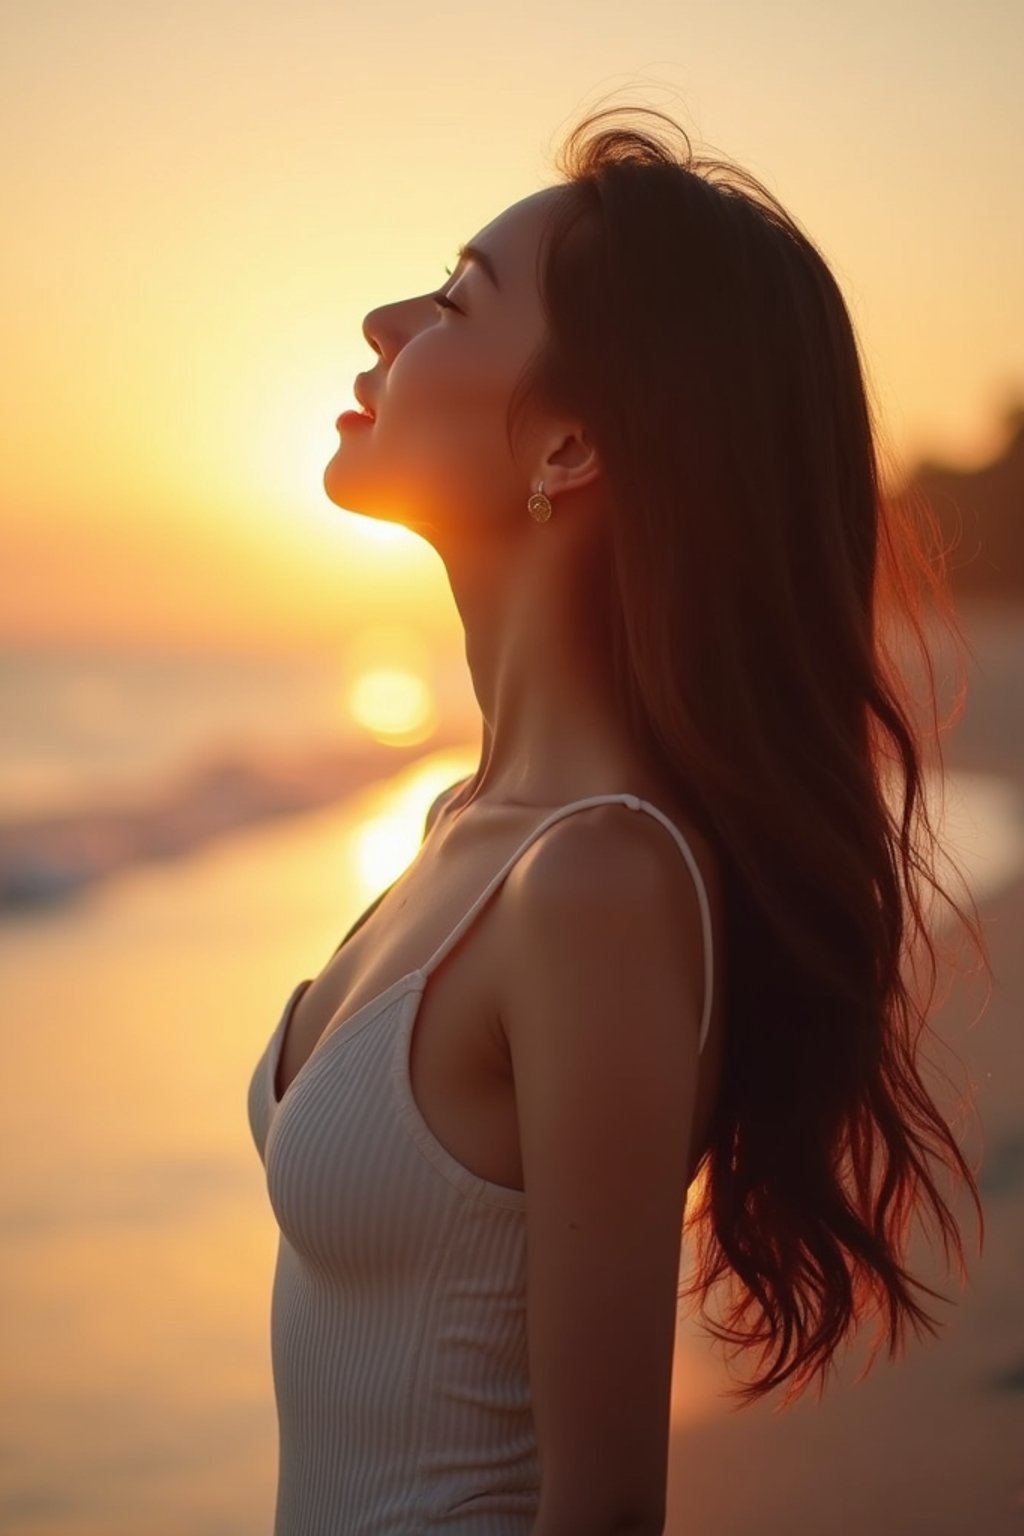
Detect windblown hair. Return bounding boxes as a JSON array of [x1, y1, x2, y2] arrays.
[[509, 104, 990, 1408]]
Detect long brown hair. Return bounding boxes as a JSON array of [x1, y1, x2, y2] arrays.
[[509, 104, 991, 1408]]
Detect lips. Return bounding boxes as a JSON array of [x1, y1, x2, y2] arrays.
[[352, 376, 377, 420]]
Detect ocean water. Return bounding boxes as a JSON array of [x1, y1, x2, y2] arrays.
[[0, 643, 476, 911], [0, 645, 357, 818], [1, 611, 1023, 1534]]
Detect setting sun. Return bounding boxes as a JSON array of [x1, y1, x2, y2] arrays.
[[346, 666, 436, 743]]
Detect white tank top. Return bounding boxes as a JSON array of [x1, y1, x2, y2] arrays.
[[247, 792, 715, 1535]]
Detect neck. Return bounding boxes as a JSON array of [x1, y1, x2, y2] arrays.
[[437, 514, 643, 809]]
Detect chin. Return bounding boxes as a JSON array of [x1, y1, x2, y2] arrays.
[[322, 456, 359, 509]]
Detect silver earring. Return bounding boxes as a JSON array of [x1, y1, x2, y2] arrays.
[[527, 479, 553, 522]]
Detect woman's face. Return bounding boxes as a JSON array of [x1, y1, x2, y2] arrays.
[[323, 186, 565, 537]]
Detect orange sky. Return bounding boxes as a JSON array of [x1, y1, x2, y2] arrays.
[[2, 0, 1021, 655]]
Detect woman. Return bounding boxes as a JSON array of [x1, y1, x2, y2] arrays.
[[248, 105, 987, 1535]]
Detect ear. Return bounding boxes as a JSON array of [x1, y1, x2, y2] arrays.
[[538, 426, 602, 498]]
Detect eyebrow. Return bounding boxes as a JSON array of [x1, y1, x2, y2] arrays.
[[455, 242, 501, 291]]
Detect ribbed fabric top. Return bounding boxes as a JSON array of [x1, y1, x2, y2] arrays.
[[247, 793, 715, 1536]]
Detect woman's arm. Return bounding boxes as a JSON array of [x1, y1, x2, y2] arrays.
[[499, 809, 705, 1536]]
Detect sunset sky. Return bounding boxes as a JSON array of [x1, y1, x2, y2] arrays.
[[3, 0, 1021, 655]]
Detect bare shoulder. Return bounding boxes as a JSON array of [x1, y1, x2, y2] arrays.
[[497, 794, 712, 1080], [501, 796, 718, 982]]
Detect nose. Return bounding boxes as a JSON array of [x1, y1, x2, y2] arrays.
[[361, 309, 385, 356], [362, 291, 437, 360]]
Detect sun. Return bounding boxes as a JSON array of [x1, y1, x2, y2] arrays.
[[340, 623, 440, 746], [347, 666, 436, 744]]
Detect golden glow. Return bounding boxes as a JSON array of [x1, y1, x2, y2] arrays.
[[2, 5, 1020, 654], [347, 667, 436, 743], [350, 748, 478, 893], [341, 624, 439, 744], [352, 811, 426, 891], [344, 623, 433, 676], [352, 520, 419, 545]]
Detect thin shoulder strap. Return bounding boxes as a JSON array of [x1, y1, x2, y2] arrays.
[[420, 792, 715, 1055]]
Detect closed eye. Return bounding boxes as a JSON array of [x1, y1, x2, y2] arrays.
[[431, 263, 463, 314]]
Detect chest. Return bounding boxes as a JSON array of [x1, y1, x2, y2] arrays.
[[270, 809, 726, 1199], [274, 853, 528, 1193]]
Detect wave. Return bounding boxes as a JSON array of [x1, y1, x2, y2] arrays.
[[0, 733, 461, 914]]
